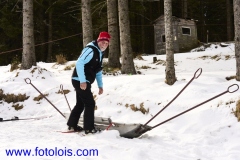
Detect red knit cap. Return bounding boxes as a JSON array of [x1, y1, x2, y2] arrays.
[[97, 32, 111, 42]]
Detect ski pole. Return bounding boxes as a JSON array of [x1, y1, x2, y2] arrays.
[[142, 68, 202, 128], [60, 84, 71, 112], [25, 78, 65, 118], [151, 84, 239, 129]]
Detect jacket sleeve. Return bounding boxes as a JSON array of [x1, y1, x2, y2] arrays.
[[96, 71, 103, 88], [76, 47, 94, 83]]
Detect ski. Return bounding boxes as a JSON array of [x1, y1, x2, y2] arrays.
[[56, 130, 87, 137], [56, 129, 102, 136], [57, 130, 83, 134], [0, 115, 51, 122]]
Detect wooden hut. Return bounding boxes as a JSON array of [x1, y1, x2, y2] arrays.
[[153, 15, 198, 54]]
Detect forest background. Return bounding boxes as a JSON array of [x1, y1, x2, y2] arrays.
[[0, 0, 233, 65]]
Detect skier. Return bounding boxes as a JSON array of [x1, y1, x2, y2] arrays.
[[67, 32, 110, 134]]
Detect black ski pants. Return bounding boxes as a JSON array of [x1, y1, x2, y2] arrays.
[[67, 79, 95, 130]]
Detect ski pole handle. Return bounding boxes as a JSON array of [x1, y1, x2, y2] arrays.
[[227, 84, 239, 93]]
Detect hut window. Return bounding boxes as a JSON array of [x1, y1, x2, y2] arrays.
[[182, 27, 191, 35], [162, 35, 165, 42]]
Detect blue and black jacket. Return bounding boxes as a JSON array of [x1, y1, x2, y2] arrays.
[[72, 41, 104, 88]]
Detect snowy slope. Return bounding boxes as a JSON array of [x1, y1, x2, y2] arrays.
[[0, 43, 240, 160]]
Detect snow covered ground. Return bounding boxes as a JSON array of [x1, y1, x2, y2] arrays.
[[0, 43, 240, 160]]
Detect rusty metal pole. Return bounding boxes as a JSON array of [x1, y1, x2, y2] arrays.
[[60, 84, 71, 112], [151, 84, 239, 129], [142, 68, 202, 128], [25, 78, 65, 118]]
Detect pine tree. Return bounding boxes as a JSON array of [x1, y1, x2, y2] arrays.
[[164, 0, 176, 85], [107, 0, 121, 68], [118, 0, 136, 74], [81, 0, 93, 46], [21, 0, 36, 69], [234, 0, 240, 81]]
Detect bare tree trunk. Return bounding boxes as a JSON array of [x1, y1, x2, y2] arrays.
[[182, 0, 188, 18], [234, 0, 240, 81], [164, 0, 176, 85], [21, 0, 36, 69], [118, 0, 136, 74], [107, 0, 121, 68], [227, 0, 234, 41], [47, 0, 53, 62], [82, 0, 93, 46]]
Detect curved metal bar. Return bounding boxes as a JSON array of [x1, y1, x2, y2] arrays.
[[60, 84, 63, 91], [227, 84, 239, 93], [194, 68, 202, 79], [24, 78, 31, 84]]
